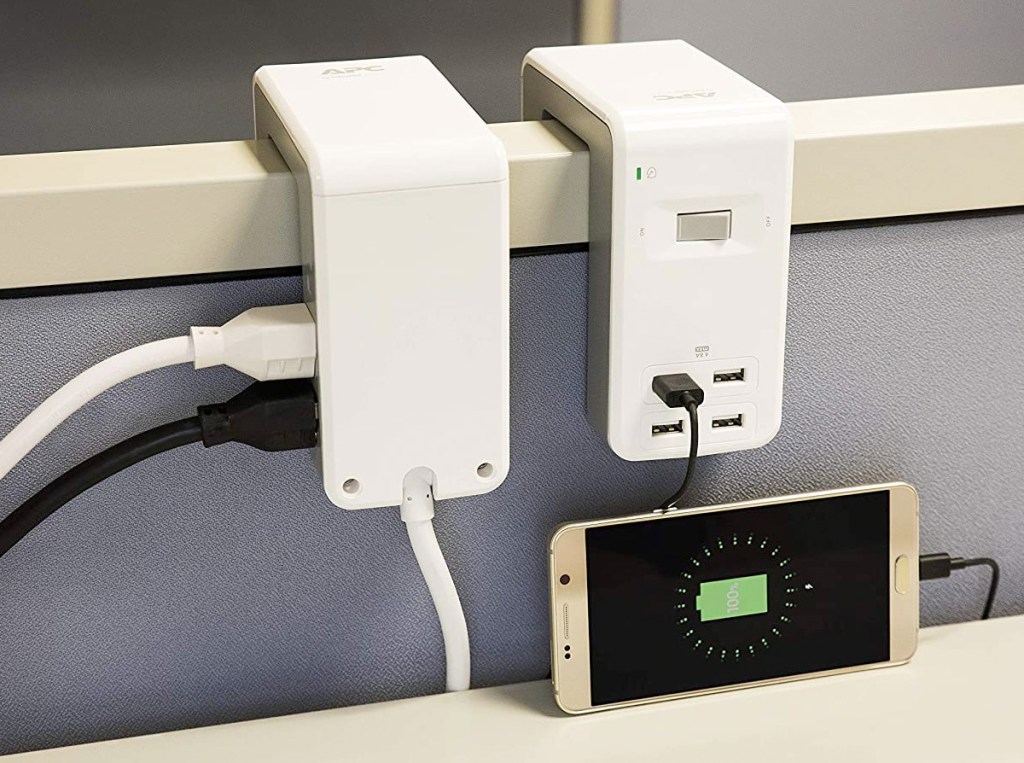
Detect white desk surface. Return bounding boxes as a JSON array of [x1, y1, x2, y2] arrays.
[[10, 615, 1021, 762]]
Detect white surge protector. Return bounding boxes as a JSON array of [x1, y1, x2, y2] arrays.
[[522, 40, 793, 461], [255, 57, 510, 509]]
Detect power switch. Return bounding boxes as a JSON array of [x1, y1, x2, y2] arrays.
[[677, 210, 731, 241]]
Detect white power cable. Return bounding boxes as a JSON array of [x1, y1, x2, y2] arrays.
[[3, 300, 475, 693], [400, 470, 471, 692], [0, 337, 193, 482], [0, 304, 315, 483]]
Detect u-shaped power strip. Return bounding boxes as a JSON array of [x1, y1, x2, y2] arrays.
[[254, 57, 510, 509], [523, 41, 793, 461]]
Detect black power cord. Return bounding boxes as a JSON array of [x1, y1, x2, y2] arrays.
[[0, 379, 317, 562], [0, 419, 202, 560], [651, 373, 705, 510], [920, 552, 1001, 620]]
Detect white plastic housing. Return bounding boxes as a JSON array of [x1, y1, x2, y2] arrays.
[[255, 57, 509, 508], [522, 40, 793, 460]]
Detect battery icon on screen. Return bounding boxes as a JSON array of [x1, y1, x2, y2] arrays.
[[695, 574, 769, 622]]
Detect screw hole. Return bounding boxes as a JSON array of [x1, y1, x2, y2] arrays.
[[477, 462, 495, 479], [559, 574, 570, 585], [342, 478, 360, 495], [564, 653, 571, 660]]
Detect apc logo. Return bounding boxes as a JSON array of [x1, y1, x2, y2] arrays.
[[654, 91, 716, 100], [321, 65, 384, 77]]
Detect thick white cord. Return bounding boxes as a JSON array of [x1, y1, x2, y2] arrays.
[[0, 337, 194, 482], [401, 471, 471, 692], [0, 303, 317, 484]]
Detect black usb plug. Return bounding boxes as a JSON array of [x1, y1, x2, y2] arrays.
[[919, 552, 960, 580], [920, 552, 1001, 619], [652, 373, 705, 409]]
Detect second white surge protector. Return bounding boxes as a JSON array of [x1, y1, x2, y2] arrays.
[[523, 41, 793, 461]]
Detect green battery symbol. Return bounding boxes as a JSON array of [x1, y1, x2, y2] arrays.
[[636, 166, 642, 180], [696, 574, 768, 622]]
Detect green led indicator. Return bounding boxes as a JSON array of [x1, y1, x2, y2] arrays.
[[695, 574, 768, 622], [636, 166, 642, 180]]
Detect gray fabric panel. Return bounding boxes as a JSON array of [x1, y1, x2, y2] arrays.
[[1, 212, 1022, 754]]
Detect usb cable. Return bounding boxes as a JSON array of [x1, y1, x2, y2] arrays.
[[652, 373, 705, 510], [920, 552, 1001, 620]]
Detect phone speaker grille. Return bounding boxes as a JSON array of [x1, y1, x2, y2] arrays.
[[562, 604, 570, 640]]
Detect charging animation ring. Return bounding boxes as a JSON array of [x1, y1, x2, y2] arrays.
[[675, 533, 811, 661]]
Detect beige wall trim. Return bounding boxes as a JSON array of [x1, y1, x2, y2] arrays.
[[577, 0, 619, 44], [1, 84, 1022, 292], [790, 85, 1024, 224]]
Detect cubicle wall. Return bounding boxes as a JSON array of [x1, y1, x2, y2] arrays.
[[1, 210, 1023, 754], [2, 2, 1023, 754]]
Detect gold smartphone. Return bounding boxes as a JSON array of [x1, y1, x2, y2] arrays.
[[549, 482, 919, 714]]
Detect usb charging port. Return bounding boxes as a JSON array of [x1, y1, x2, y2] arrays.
[[711, 414, 744, 429], [713, 368, 745, 384], [652, 421, 684, 436]]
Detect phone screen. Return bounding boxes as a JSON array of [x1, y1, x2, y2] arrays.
[[585, 490, 890, 706]]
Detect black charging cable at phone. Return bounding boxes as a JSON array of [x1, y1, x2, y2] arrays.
[[920, 552, 1000, 620]]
